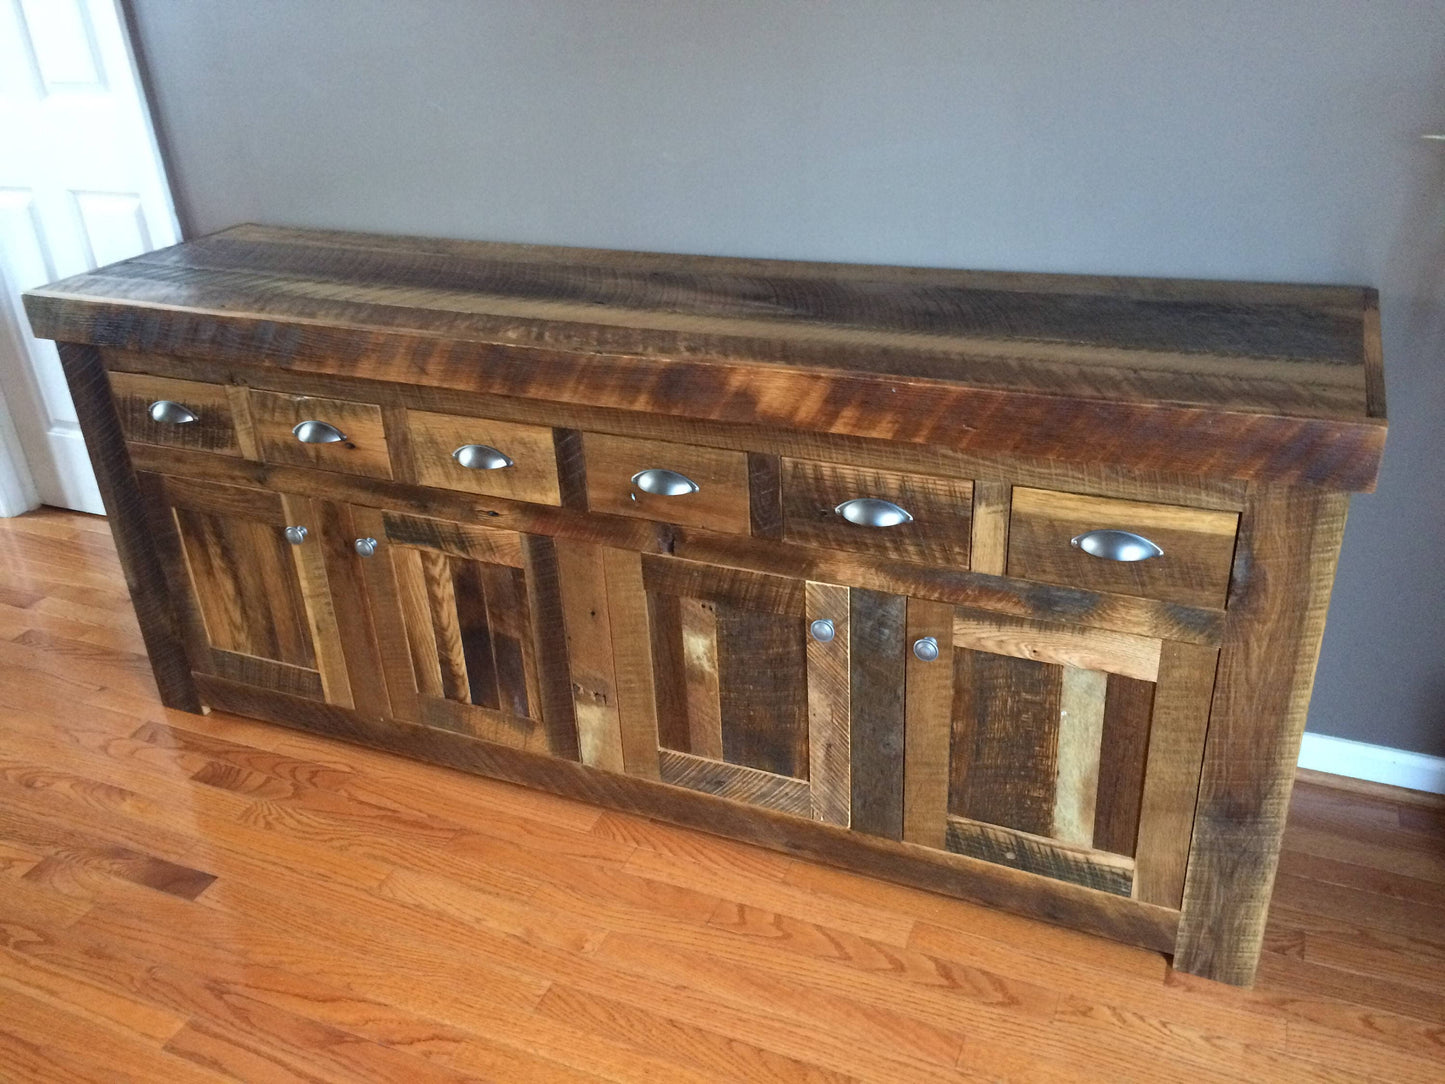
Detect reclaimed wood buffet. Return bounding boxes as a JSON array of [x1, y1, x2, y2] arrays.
[[24, 225, 1386, 986]]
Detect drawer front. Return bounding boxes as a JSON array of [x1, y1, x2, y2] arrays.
[[407, 410, 561, 505], [110, 372, 249, 456], [249, 390, 393, 479], [584, 433, 750, 534], [1008, 487, 1238, 609], [781, 458, 973, 567]]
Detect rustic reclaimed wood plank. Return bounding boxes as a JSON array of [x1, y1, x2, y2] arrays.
[[805, 582, 851, 828], [952, 607, 1162, 682], [948, 649, 1062, 839], [584, 433, 751, 534], [1052, 667, 1108, 849], [944, 815, 1135, 897], [902, 598, 955, 849], [658, 750, 812, 817], [405, 409, 562, 504], [554, 540, 624, 773], [520, 533, 580, 760], [601, 547, 663, 782], [1174, 486, 1350, 985], [1133, 642, 1219, 907], [970, 480, 1011, 576], [848, 588, 907, 840], [715, 602, 809, 780], [316, 501, 392, 719], [390, 544, 444, 699], [678, 597, 723, 761], [417, 549, 468, 705], [351, 505, 421, 725], [109, 370, 245, 456], [280, 494, 353, 709], [379, 511, 525, 567], [1092, 673, 1157, 857], [248, 389, 394, 480]]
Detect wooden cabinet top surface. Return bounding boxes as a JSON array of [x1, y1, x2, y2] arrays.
[[24, 224, 1385, 491]]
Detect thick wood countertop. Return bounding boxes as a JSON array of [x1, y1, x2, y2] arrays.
[[24, 224, 1386, 490]]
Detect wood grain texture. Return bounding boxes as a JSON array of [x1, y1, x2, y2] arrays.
[[193, 674, 1183, 955], [970, 480, 1011, 576], [944, 816, 1135, 897], [0, 508, 1433, 1083], [248, 389, 393, 480], [554, 540, 624, 773], [279, 493, 353, 708], [1174, 487, 1350, 985], [678, 598, 723, 760], [350, 505, 421, 726], [126, 441, 1228, 646], [715, 603, 809, 780], [805, 582, 851, 828], [54, 346, 206, 712], [640, 555, 805, 618], [1008, 487, 1240, 609], [25, 224, 1386, 489], [780, 458, 972, 566], [1091, 674, 1157, 857], [658, 750, 812, 817], [521, 533, 581, 760], [948, 649, 1061, 838], [102, 343, 1257, 511], [952, 607, 1162, 682], [746, 452, 783, 541], [847, 589, 907, 840], [1133, 642, 1219, 907], [406, 409, 562, 504], [109, 371, 245, 456], [316, 501, 392, 719], [1052, 667, 1108, 849], [584, 433, 750, 533], [379, 510, 525, 567], [602, 547, 663, 782], [902, 598, 955, 849]]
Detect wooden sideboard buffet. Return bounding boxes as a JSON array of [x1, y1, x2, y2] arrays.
[[24, 225, 1386, 986]]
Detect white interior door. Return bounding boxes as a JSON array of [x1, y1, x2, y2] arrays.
[[0, 0, 179, 515]]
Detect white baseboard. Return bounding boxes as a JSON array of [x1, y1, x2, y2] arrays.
[[1298, 732, 1445, 796]]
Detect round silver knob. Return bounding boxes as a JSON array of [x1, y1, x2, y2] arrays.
[[912, 636, 940, 662], [354, 537, 378, 558], [809, 618, 835, 643], [284, 525, 308, 545]]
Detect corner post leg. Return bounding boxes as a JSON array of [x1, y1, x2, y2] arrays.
[[1172, 484, 1348, 984], [56, 342, 204, 713]]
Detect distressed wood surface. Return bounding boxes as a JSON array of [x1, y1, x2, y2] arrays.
[[1008, 487, 1240, 609], [583, 432, 751, 534], [405, 409, 562, 505], [1091, 674, 1157, 857], [0, 509, 1432, 1083], [902, 598, 955, 849], [943, 816, 1136, 897], [247, 389, 394, 480], [952, 607, 1162, 682], [847, 589, 907, 840], [553, 540, 625, 773], [601, 547, 662, 782], [1174, 487, 1350, 985], [657, 750, 812, 817], [804, 582, 851, 827], [1052, 667, 1109, 849], [109, 371, 246, 456], [779, 458, 973, 567], [26, 224, 1386, 490], [969, 480, 1011, 575]]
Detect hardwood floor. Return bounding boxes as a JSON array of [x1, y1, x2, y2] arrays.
[[0, 507, 1441, 1083]]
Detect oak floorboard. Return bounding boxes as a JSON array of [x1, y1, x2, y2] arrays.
[[0, 507, 1441, 1082]]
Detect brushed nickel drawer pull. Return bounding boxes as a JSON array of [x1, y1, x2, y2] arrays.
[[452, 444, 514, 471], [631, 468, 699, 497], [1071, 529, 1164, 562], [148, 400, 197, 425], [354, 537, 378, 557], [284, 525, 308, 545], [293, 419, 347, 444], [913, 636, 940, 662], [835, 498, 913, 528], [809, 618, 835, 643]]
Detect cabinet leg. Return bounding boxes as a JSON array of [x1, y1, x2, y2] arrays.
[[56, 343, 204, 714], [1172, 486, 1348, 985]]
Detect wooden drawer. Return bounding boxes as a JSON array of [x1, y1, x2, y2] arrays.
[[249, 390, 393, 480], [110, 372, 252, 457], [584, 433, 749, 534], [1007, 487, 1239, 609], [780, 458, 973, 567], [406, 409, 561, 505]]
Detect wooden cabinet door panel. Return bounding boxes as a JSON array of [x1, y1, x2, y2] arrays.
[[363, 508, 578, 758], [138, 473, 348, 704], [903, 598, 1217, 906], [603, 552, 852, 826]]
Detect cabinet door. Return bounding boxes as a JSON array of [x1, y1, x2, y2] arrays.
[[596, 551, 853, 826], [355, 507, 579, 758], [138, 473, 351, 705], [902, 600, 1218, 908]]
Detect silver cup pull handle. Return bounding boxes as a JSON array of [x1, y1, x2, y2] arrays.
[[835, 498, 913, 528], [1070, 529, 1164, 562], [148, 400, 198, 425], [453, 444, 514, 471], [631, 468, 700, 497], [293, 420, 348, 444]]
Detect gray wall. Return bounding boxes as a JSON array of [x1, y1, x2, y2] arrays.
[[128, 0, 1445, 756]]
